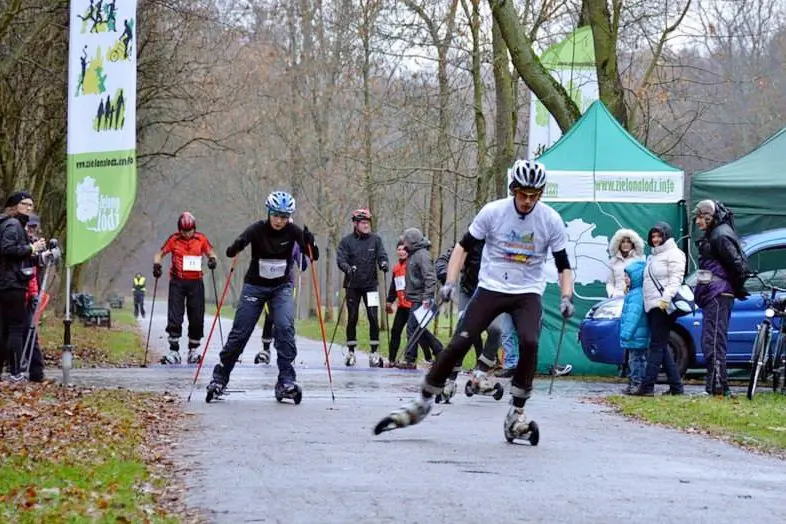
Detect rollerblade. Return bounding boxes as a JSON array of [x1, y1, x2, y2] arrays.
[[373, 396, 433, 435], [464, 369, 504, 400], [160, 350, 181, 365], [435, 378, 457, 404], [205, 379, 227, 403], [274, 381, 303, 405], [368, 352, 384, 368], [503, 405, 539, 445], [254, 346, 271, 365], [345, 351, 357, 367]]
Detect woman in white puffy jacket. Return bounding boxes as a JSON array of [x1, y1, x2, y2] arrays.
[[606, 228, 645, 297], [632, 221, 685, 396]]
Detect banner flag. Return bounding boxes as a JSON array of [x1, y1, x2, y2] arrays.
[[66, 0, 137, 266]]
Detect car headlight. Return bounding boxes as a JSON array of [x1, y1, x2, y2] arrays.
[[589, 300, 623, 320], [765, 308, 775, 319]]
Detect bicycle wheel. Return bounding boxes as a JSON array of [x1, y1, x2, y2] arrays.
[[748, 322, 771, 400], [772, 331, 786, 394]]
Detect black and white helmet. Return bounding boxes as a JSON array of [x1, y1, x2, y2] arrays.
[[508, 159, 547, 191]]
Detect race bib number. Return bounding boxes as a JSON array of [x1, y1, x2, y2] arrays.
[[394, 276, 406, 291], [183, 256, 202, 272], [366, 291, 380, 307], [259, 259, 287, 279]]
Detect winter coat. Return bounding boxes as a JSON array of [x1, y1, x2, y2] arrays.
[[694, 202, 749, 307], [435, 241, 484, 294], [0, 215, 35, 292], [606, 228, 645, 298], [401, 228, 436, 304], [336, 231, 388, 290], [643, 222, 686, 313], [619, 260, 650, 350]]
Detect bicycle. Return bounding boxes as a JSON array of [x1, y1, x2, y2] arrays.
[[746, 277, 786, 400]]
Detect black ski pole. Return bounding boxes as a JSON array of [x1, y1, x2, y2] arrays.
[[211, 268, 225, 348], [327, 270, 353, 357], [548, 318, 568, 395], [142, 276, 159, 368]]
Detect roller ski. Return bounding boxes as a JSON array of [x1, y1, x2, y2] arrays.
[[435, 378, 457, 404], [274, 381, 303, 405], [503, 405, 539, 446], [368, 352, 384, 368], [464, 369, 504, 400], [205, 380, 227, 403], [345, 351, 356, 367], [373, 396, 432, 435], [254, 346, 271, 365]]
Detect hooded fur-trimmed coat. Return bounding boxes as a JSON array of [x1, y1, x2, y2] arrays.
[[606, 228, 645, 297]]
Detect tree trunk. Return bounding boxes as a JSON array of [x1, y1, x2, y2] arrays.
[[488, 0, 580, 133], [466, 0, 489, 211], [582, 0, 628, 126], [492, 17, 515, 199]]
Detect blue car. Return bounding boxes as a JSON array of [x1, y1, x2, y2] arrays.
[[579, 228, 786, 375]]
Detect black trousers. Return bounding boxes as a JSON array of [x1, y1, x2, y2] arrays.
[[425, 288, 542, 400], [166, 278, 205, 341], [0, 289, 28, 376], [387, 306, 410, 362], [345, 287, 380, 351], [702, 295, 734, 392]]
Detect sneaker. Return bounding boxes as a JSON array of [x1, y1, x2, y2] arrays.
[[187, 349, 201, 364], [369, 352, 383, 368], [345, 352, 356, 367], [388, 396, 433, 428], [629, 386, 655, 397], [161, 350, 181, 365], [254, 347, 271, 365], [504, 406, 533, 442], [9, 374, 25, 383], [470, 369, 494, 392]]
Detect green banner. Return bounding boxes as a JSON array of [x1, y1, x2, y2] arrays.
[[66, 0, 137, 266]]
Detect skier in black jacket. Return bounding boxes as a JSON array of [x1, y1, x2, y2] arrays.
[[336, 208, 389, 367]]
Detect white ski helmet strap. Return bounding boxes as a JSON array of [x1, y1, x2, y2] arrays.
[[508, 159, 547, 191]]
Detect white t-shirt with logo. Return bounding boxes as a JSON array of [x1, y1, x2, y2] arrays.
[[468, 197, 567, 295]]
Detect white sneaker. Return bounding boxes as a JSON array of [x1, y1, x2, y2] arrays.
[[187, 349, 201, 364], [345, 352, 356, 367], [503, 405, 539, 444], [161, 350, 181, 365], [369, 352, 383, 368]]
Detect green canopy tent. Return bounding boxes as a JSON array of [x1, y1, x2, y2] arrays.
[[532, 100, 687, 375], [691, 127, 786, 236]]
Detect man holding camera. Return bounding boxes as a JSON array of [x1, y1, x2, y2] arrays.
[[0, 191, 48, 382]]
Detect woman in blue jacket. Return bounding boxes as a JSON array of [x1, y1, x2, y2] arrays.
[[619, 260, 649, 394]]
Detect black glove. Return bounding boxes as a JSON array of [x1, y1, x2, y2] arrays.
[[380, 262, 389, 273], [302, 226, 319, 261], [226, 243, 240, 258], [153, 263, 162, 279], [207, 257, 217, 270]]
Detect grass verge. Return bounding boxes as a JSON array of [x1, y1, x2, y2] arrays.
[[0, 383, 193, 522], [602, 393, 786, 457], [39, 306, 145, 368]]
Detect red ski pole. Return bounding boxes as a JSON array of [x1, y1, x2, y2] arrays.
[[306, 243, 336, 403], [187, 256, 238, 402]]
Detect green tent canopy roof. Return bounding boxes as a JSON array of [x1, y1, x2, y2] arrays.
[[538, 100, 682, 173], [691, 126, 786, 235]]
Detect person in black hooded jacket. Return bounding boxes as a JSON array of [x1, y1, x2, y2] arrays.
[[336, 208, 389, 367], [694, 200, 750, 396], [0, 191, 47, 381]]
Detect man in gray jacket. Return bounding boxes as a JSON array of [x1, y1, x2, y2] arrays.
[[399, 228, 443, 368]]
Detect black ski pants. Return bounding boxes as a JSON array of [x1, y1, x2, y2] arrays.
[[166, 278, 205, 342], [345, 287, 380, 351]]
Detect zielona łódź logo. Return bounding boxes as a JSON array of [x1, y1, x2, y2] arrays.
[[75, 176, 121, 232]]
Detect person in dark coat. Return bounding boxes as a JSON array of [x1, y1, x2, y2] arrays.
[[694, 200, 750, 397]]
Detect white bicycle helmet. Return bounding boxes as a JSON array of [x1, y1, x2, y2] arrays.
[[508, 159, 547, 191]]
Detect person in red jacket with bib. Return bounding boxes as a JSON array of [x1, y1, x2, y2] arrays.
[[385, 240, 414, 367], [153, 212, 218, 365]]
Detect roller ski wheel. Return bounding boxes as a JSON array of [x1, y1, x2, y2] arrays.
[[464, 380, 475, 397], [503, 407, 539, 446], [274, 383, 302, 405], [345, 352, 356, 367], [205, 382, 226, 403], [373, 398, 432, 435]]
